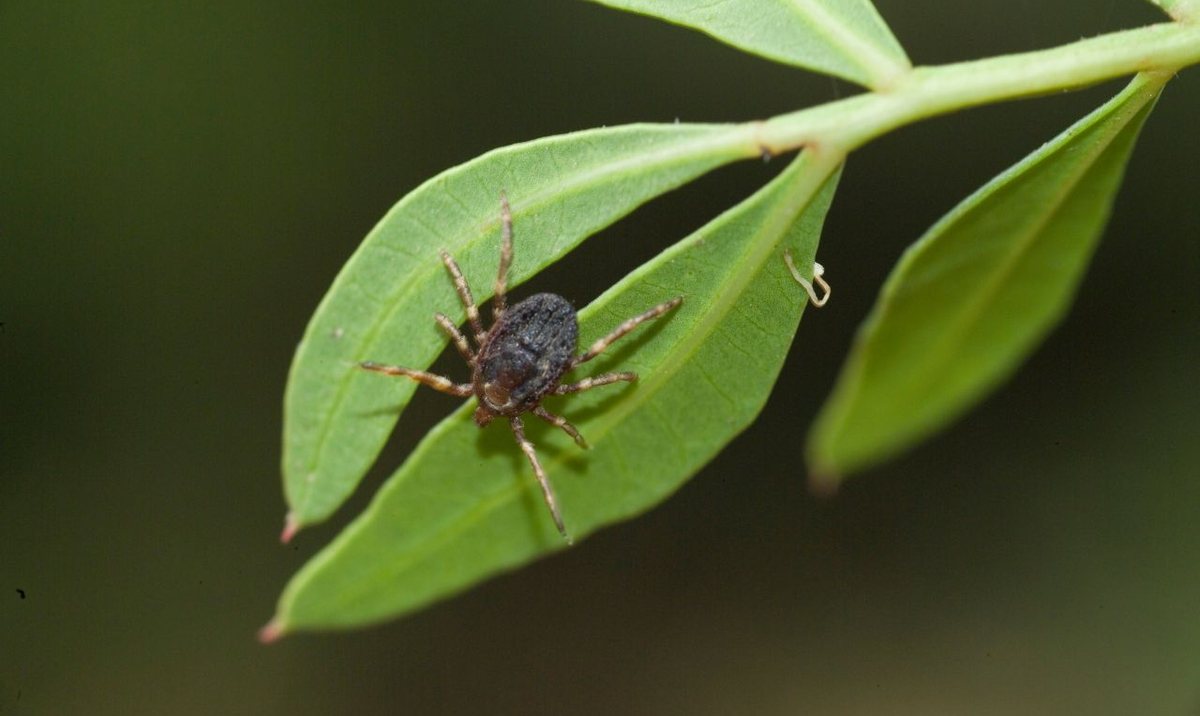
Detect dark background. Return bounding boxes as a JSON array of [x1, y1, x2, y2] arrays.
[[3, 1, 1198, 714]]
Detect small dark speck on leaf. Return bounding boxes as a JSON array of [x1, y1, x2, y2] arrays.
[[16, 588, 26, 599]]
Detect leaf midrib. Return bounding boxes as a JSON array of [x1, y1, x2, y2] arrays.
[[780, 0, 907, 85]]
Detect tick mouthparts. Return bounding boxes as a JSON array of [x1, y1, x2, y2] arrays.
[[473, 405, 495, 427]]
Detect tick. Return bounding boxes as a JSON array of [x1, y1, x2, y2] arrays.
[[361, 192, 682, 543]]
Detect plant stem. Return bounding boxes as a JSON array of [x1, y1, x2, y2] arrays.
[[758, 20, 1200, 155]]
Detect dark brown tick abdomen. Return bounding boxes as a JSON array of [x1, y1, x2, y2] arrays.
[[475, 293, 578, 413]]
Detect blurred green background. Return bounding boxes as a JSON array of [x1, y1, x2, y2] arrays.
[[3, 1, 1198, 714]]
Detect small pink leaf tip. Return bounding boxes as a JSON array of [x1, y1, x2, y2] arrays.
[[279, 513, 299, 544], [806, 469, 840, 498], [257, 619, 285, 644]]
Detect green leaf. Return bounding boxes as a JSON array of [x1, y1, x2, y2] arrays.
[[584, 0, 909, 88], [807, 74, 1165, 484], [283, 123, 766, 533], [269, 151, 843, 633]]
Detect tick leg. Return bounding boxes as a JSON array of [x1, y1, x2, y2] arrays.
[[493, 190, 513, 321], [439, 249, 486, 345], [510, 416, 572, 544], [434, 312, 475, 366], [553, 371, 636, 395], [533, 405, 588, 448], [573, 296, 684, 367], [359, 362, 473, 396]]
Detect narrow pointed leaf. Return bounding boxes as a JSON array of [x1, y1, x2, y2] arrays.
[[807, 75, 1165, 483], [271, 152, 843, 633], [283, 123, 765, 532], [584, 0, 910, 88]]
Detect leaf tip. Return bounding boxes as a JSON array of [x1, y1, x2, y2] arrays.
[[806, 462, 842, 498], [280, 513, 301, 544], [257, 618, 287, 645]]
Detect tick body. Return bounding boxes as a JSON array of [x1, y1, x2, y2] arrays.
[[360, 191, 682, 544], [473, 293, 577, 423]]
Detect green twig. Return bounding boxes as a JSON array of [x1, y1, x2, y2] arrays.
[[758, 20, 1200, 155]]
